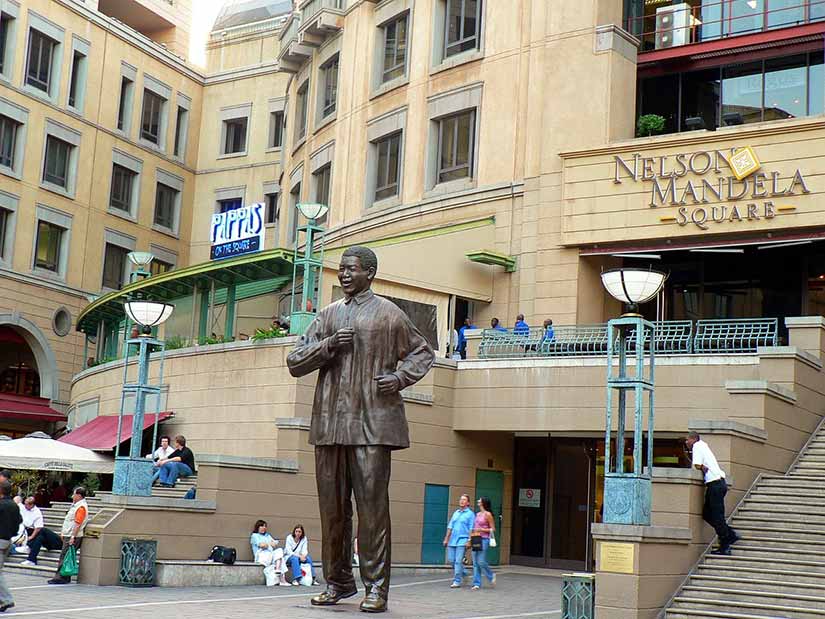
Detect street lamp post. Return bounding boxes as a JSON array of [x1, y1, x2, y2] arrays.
[[289, 202, 329, 335], [113, 299, 174, 497], [600, 268, 667, 525]]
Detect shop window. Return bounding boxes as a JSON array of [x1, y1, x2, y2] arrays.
[[680, 68, 721, 131], [722, 61, 764, 125], [637, 74, 680, 134]]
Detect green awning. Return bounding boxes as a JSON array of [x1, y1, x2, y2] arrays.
[[76, 248, 294, 334]]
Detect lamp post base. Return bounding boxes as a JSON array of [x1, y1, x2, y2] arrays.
[[113, 457, 154, 497], [603, 474, 651, 525]]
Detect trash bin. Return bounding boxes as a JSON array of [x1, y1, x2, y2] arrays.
[[561, 572, 595, 619], [119, 538, 157, 587]]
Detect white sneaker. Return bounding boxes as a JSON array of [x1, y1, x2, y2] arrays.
[[450, 583, 460, 588], [490, 574, 496, 588], [278, 580, 291, 586], [20, 560, 36, 567], [472, 585, 480, 591]]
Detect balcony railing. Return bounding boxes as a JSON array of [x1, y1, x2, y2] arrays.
[[301, 0, 345, 23], [477, 318, 778, 359], [627, 0, 825, 53], [278, 13, 301, 45]]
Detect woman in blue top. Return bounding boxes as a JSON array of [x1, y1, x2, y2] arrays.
[[250, 520, 290, 586], [442, 494, 476, 587]]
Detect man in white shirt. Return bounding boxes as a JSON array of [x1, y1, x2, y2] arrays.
[[16, 496, 49, 566], [148, 436, 174, 484], [686, 431, 739, 555]]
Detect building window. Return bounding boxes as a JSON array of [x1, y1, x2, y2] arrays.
[[102, 243, 129, 290], [67, 39, 89, 113], [437, 110, 475, 183], [222, 117, 248, 155], [321, 56, 339, 118], [382, 14, 408, 83], [0, 115, 18, 170], [117, 76, 133, 132], [34, 220, 63, 272], [173, 105, 188, 158], [43, 135, 72, 189], [269, 110, 284, 148], [109, 164, 136, 213], [218, 198, 243, 213], [25, 29, 56, 93], [141, 90, 165, 145], [0, 12, 14, 79], [445, 0, 481, 58], [313, 165, 331, 221], [150, 259, 172, 276], [289, 183, 301, 244], [296, 80, 309, 141], [154, 183, 178, 230], [375, 132, 402, 201], [265, 192, 279, 225], [0, 207, 8, 259]]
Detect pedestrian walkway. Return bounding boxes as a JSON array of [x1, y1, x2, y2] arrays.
[[1, 569, 562, 618]]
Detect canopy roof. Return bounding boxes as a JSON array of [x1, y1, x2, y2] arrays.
[[59, 413, 172, 452], [0, 436, 114, 473], [76, 248, 294, 334], [0, 394, 66, 423]]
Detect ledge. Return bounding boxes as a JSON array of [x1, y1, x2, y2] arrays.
[[100, 495, 216, 512], [591, 523, 692, 544], [652, 467, 704, 484], [276, 417, 311, 430], [401, 389, 433, 406], [198, 454, 299, 473], [785, 316, 825, 328], [688, 418, 768, 443], [725, 379, 797, 405], [758, 346, 823, 370]]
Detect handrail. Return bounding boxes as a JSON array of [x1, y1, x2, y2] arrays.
[[626, 0, 825, 52]]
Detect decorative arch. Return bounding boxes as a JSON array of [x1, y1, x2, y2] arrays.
[[0, 313, 60, 401]]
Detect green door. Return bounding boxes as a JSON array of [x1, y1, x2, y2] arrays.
[[421, 484, 449, 564], [475, 469, 504, 565]]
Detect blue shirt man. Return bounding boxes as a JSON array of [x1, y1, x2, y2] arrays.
[[457, 318, 477, 359], [541, 319, 555, 342], [443, 494, 475, 587], [490, 318, 507, 332], [513, 314, 530, 336]]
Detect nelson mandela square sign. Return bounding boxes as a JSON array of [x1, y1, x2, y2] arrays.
[[612, 146, 810, 230]]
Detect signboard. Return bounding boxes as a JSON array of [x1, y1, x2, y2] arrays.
[[518, 488, 541, 508], [612, 146, 809, 230], [599, 541, 635, 574], [210, 203, 265, 261]]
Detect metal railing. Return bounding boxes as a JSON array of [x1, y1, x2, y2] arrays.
[[627, 0, 825, 53], [300, 0, 345, 23], [478, 318, 777, 359]]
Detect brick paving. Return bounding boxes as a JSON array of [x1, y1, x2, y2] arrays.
[[1, 569, 562, 618]]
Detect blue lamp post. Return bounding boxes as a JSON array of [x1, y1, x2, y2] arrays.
[[289, 202, 328, 335], [600, 268, 666, 525], [113, 297, 174, 496]]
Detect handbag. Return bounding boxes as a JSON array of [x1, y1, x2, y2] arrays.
[[489, 532, 497, 548], [208, 545, 237, 565], [470, 535, 483, 551], [59, 545, 79, 577]]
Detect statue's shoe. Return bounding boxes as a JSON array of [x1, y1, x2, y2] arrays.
[[359, 593, 387, 613], [310, 587, 358, 606]]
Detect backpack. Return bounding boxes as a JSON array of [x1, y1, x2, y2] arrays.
[[208, 545, 236, 565], [183, 487, 196, 500]]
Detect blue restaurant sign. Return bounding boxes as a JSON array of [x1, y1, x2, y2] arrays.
[[210, 203, 265, 260]]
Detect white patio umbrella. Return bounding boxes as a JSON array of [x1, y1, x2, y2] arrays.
[[0, 436, 113, 473]]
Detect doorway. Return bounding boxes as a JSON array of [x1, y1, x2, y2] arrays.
[[475, 470, 504, 565]]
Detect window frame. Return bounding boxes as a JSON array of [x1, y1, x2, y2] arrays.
[[218, 103, 252, 158], [0, 3, 20, 84], [374, 131, 403, 203], [108, 164, 135, 214], [66, 35, 90, 115], [366, 106, 407, 209], [431, 0, 485, 72], [287, 165, 303, 246], [100, 228, 136, 292], [295, 79, 309, 144], [382, 13, 409, 84], [426, 83, 482, 193], [108, 149, 142, 221], [0, 190, 18, 268], [101, 242, 131, 291], [117, 63, 137, 135], [149, 244, 177, 276], [152, 169, 183, 237], [140, 90, 165, 146], [320, 55, 339, 120], [40, 120, 81, 199], [436, 109, 475, 183], [222, 117, 248, 155], [0, 98, 27, 180], [23, 12, 63, 103], [32, 204, 72, 281], [173, 94, 191, 160], [139, 75, 172, 151]]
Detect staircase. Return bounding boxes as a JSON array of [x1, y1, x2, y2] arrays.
[[8, 476, 197, 577], [666, 422, 825, 619]]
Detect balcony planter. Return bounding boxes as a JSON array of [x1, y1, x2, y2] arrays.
[[636, 114, 666, 137]]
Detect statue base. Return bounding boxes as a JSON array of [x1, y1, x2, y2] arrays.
[[113, 457, 154, 497], [603, 474, 651, 525]]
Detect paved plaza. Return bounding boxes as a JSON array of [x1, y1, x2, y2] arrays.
[[1, 570, 562, 619]]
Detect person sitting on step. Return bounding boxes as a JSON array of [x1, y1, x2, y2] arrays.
[[156, 435, 196, 488]]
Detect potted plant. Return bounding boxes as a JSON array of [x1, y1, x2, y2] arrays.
[[636, 113, 666, 137]]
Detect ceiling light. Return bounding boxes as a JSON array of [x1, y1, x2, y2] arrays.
[[757, 240, 813, 250], [689, 248, 744, 254], [611, 253, 662, 260]]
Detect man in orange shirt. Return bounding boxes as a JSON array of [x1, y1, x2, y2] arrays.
[[47, 487, 89, 585]]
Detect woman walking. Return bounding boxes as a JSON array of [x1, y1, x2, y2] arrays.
[[470, 497, 496, 590]]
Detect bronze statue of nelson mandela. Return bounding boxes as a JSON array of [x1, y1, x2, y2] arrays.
[[286, 245, 435, 613]]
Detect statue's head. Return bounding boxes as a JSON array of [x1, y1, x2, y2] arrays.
[[339, 246, 378, 298]]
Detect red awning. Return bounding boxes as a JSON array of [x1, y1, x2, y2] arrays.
[[59, 412, 172, 451], [0, 394, 66, 422]]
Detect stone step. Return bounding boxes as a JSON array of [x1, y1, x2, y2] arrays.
[[746, 485, 825, 498], [697, 564, 825, 586], [760, 476, 825, 488], [667, 611, 808, 619], [726, 543, 825, 562], [737, 507, 825, 524], [670, 597, 825, 619], [681, 585, 825, 610], [704, 554, 825, 574], [743, 497, 825, 511], [733, 524, 825, 542], [746, 492, 825, 507], [690, 574, 825, 596]]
